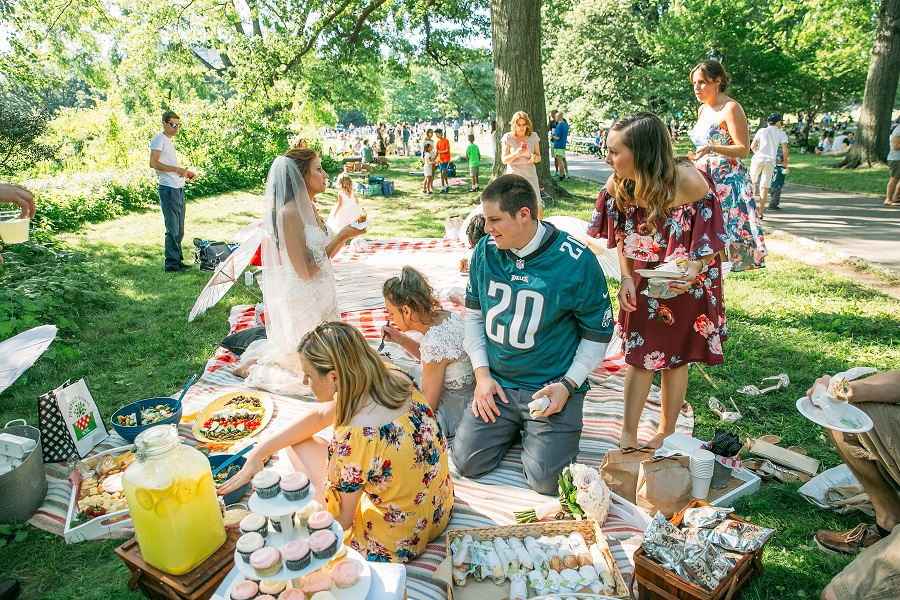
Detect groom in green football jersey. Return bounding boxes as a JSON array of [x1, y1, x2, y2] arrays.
[[456, 174, 614, 494]]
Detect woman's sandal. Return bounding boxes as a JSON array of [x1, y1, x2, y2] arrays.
[[738, 373, 790, 396], [743, 459, 810, 484]]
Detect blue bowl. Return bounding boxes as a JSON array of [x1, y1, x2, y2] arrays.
[[110, 397, 183, 443], [208, 454, 249, 505]]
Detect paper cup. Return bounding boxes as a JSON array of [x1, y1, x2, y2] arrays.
[[690, 449, 716, 477], [0, 211, 29, 244], [691, 472, 712, 499]]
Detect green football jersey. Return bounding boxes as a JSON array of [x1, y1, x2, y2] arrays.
[[465, 222, 614, 391]]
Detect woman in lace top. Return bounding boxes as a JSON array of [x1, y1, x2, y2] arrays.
[[381, 266, 475, 440], [232, 148, 366, 396]]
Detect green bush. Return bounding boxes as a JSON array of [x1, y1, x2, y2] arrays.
[[24, 98, 291, 232], [0, 236, 110, 360]]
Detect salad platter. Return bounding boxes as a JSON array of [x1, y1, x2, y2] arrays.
[[192, 391, 274, 444]]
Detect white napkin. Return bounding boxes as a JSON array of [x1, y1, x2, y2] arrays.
[[809, 367, 877, 408]]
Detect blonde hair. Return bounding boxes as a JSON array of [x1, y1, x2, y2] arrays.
[[382, 266, 440, 325], [336, 172, 354, 194], [509, 111, 533, 137], [610, 112, 686, 234], [298, 322, 410, 427]]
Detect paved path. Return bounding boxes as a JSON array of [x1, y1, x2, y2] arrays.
[[475, 139, 900, 274]]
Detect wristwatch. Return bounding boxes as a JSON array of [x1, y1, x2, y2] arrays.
[[560, 378, 577, 396]]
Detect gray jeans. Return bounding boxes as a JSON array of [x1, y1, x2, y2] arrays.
[[453, 387, 585, 495], [159, 184, 185, 269]]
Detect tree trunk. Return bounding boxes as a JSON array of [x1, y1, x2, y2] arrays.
[[841, 0, 900, 168], [490, 0, 566, 201]]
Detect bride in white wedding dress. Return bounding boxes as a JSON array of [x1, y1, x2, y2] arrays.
[[233, 147, 366, 396]]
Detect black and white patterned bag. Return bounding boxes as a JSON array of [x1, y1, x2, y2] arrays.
[[38, 383, 77, 463]]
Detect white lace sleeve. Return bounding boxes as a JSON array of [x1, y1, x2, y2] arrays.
[[420, 314, 465, 364], [304, 224, 330, 268]]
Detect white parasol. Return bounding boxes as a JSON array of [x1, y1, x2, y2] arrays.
[[0, 324, 58, 394], [188, 225, 263, 322]]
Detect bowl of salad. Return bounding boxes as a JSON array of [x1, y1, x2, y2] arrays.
[[110, 397, 183, 443], [208, 454, 249, 505]]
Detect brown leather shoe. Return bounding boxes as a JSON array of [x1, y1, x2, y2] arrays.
[[815, 523, 883, 555]]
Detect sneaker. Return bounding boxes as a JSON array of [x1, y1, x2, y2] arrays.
[[815, 523, 884, 555], [552, 174, 561, 180], [770, 205, 782, 211], [440, 188, 448, 194], [164, 265, 188, 273]]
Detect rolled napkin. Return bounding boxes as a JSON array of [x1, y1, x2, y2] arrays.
[[528, 395, 550, 419]]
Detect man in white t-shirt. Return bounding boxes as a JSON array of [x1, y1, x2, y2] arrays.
[[149, 110, 195, 272], [886, 121, 900, 206], [749, 113, 789, 218]]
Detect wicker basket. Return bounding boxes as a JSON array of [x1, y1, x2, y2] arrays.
[[436, 519, 629, 599], [630, 500, 767, 600], [0, 420, 48, 523]]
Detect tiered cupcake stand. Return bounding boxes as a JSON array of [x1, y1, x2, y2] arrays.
[[225, 481, 371, 599]]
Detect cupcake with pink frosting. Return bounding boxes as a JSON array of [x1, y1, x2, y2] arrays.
[[306, 511, 334, 534], [308, 529, 338, 560], [330, 559, 360, 589], [250, 547, 283, 579], [278, 590, 306, 600], [282, 539, 311, 571], [301, 571, 332, 595], [280, 472, 310, 501], [229, 580, 259, 600]]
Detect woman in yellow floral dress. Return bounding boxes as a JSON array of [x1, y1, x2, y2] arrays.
[[303, 322, 453, 562], [218, 321, 453, 563]]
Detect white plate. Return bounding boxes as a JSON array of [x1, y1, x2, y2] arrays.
[[796, 396, 873, 433], [635, 268, 685, 279], [233, 520, 351, 582], [352, 220, 373, 230], [248, 483, 316, 517]]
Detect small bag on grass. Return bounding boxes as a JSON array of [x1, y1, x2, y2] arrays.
[[636, 455, 692, 518], [599, 447, 656, 503]]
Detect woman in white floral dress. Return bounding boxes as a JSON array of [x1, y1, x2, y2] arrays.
[[381, 266, 475, 440]]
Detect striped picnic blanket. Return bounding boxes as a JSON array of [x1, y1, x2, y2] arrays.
[[28, 238, 693, 599]]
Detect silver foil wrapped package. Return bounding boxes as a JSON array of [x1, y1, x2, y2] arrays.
[[682, 537, 733, 591], [682, 505, 735, 529], [642, 513, 687, 571], [704, 519, 774, 553]]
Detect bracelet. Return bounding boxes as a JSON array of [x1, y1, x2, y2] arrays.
[[621, 275, 634, 282]]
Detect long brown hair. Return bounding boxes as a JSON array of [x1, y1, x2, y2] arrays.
[[610, 112, 687, 234], [284, 147, 318, 178], [382, 266, 440, 325], [298, 322, 410, 427], [690, 60, 731, 93]]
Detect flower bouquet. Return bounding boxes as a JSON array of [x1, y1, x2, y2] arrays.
[[514, 463, 611, 524]]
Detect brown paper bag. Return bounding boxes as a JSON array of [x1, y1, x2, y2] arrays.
[[599, 447, 657, 503], [636, 455, 692, 518]]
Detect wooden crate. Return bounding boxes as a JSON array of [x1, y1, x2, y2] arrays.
[[115, 528, 239, 600], [630, 500, 767, 600]]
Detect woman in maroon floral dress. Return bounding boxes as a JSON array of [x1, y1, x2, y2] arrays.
[[587, 113, 727, 449]]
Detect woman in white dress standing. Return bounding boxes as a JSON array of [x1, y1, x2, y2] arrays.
[[501, 111, 543, 218], [233, 147, 366, 395], [327, 173, 363, 231], [380, 266, 475, 441]]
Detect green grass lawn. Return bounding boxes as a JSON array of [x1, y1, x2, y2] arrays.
[[671, 140, 890, 198], [0, 156, 898, 599]]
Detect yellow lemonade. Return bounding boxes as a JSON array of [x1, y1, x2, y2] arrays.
[[122, 426, 226, 575]]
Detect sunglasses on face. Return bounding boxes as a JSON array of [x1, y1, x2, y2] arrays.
[[167, 122, 181, 130]]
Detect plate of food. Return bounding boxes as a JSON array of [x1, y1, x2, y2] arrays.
[[352, 219, 372, 230], [193, 391, 274, 444], [796, 396, 873, 433], [635, 268, 685, 280]]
